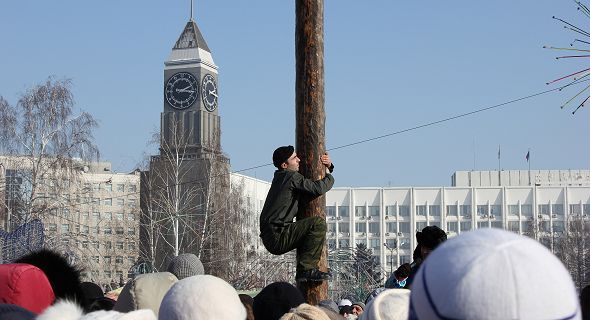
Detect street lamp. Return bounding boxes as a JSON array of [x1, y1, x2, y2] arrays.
[[383, 241, 396, 275]]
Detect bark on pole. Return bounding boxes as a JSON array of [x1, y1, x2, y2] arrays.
[[295, 0, 327, 304]]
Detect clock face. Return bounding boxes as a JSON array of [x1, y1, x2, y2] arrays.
[[165, 72, 199, 110], [201, 74, 218, 112]]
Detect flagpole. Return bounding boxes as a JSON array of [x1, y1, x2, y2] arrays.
[[528, 148, 531, 186], [498, 145, 501, 186]]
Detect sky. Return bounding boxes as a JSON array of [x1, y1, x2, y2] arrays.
[[0, 1, 587, 187]]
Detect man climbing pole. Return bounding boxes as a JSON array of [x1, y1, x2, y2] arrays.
[[259, 145, 334, 282]]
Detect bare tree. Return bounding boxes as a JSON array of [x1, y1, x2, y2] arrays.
[[554, 215, 590, 291], [0, 77, 98, 230]]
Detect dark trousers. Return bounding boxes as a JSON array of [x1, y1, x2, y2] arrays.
[[261, 216, 326, 272]]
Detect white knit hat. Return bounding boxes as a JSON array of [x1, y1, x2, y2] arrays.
[[409, 228, 581, 320], [360, 289, 410, 320], [37, 300, 156, 320], [338, 299, 352, 307], [158, 275, 246, 320]]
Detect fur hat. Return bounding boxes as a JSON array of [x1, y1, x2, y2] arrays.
[[158, 275, 246, 320], [0, 303, 35, 320], [410, 228, 581, 319], [360, 289, 410, 320], [272, 146, 294, 168], [37, 300, 156, 320], [415, 226, 447, 250], [279, 303, 331, 320], [166, 254, 204, 280], [113, 272, 177, 316], [253, 282, 304, 320], [14, 249, 84, 307]]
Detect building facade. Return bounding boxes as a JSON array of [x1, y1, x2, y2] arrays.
[[234, 170, 590, 275], [0, 156, 141, 290]]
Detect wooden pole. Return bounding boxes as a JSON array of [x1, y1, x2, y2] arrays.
[[295, 0, 327, 304]]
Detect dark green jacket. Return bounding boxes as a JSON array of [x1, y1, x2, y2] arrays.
[[259, 169, 334, 233]]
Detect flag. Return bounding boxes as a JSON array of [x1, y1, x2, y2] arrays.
[[525, 151, 530, 162]]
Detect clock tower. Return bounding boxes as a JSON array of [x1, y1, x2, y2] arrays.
[[162, 18, 221, 155]]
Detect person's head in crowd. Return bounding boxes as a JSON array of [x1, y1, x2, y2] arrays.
[[114, 272, 178, 317], [0, 263, 55, 314], [318, 306, 346, 320], [351, 302, 365, 316], [410, 228, 581, 319], [14, 249, 84, 308], [80, 281, 104, 311], [88, 297, 116, 312], [0, 303, 36, 320], [394, 264, 411, 281], [581, 284, 590, 320], [166, 253, 204, 280], [339, 305, 354, 318], [338, 299, 352, 308], [279, 303, 331, 320], [158, 275, 245, 320], [253, 281, 304, 320], [318, 299, 339, 314], [37, 300, 156, 320], [361, 289, 410, 320], [239, 294, 255, 320], [415, 225, 447, 260]]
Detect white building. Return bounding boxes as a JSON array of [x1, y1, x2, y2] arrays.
[[233, 170, 590, 274]]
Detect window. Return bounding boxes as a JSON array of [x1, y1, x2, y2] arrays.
[[326, 206, 336, 217], [62, 208, 70, 218], [521, 221, 533, 233], [103, 212, 112, 220], [93, 241, 100, 249], [521, 205, 533, 216], [338, 206, 349, 217], [477, 205, 488, 216], [91, 271, 99, 279], [338, 239, 350, 249], [460, 221, 472, 231], [116, 271, 123, 279], [104, 270, 112, 278], [369, 222, 380, 234], [94, 227, 100, 235], [104, 198, 112, 206], [117, 184, 125, 192], [128, 256, 135, 264], [81, 212, 89, 220], [386, 222, 397, 233], [399, 240, 411, 249], [446, 205, 458, 217], [355, 206, 366, 217], [339, 223, 350, 233], [116, 241, 124, 250], [104, 227, 112, 235], [128, 242, 136, 251], [399, 205, 410, 217], [429, 205, 441, 217], [507, 221, 519, 232], [355, 223, 366, 233], [539, 221, 550, 232], [399, 222, 411, 233], [93, 183, 100, 191], [490, 205, 502, 216], [328, 239, 336, 249], [553, 221, 565, 233], [477, 221, 489, 229], [92, 256, 99, 263], [92, 197, 100, 205], [369, 239, 380, 251], [104, 241, 112, 250], [127, 213, 135, 221], [552, 204, 564, 215], [127, 227, 135, 235], [416, 221, 427, 231], [117, 199, 124, 206], [81, 225, 89, 234], [460, 205, 471, 216], [386, 205, 397, 216], [583, 204, 590, 215], [569, 204, 581, 215], [368, 206, 380, 217], [93, 211, 100, 220], [104, 183, 112, 192], [128, 198, 136, 208], [355, 239, 367, 246], [62, 239, 70, 246], [508, 205, 519, 215], [116, 227, 124, 235], [116, 213, 124, 220], [491, 221, 503, 229], [45, 223, 55, 233], [400, 255, 411, 264], [115, 256, 124, 264], [327, 223, 336, 233], [447, 221, 458, 232], [61, 224, 70, 233], [82, 240, 89, 248], [129, 185, 137, 193], [384, 238, 396, 248], [416, 205, 426, 216]]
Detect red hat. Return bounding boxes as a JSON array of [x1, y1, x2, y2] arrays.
[[0, 263, 55, 314]]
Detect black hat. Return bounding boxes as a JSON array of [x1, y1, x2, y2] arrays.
[[272, 145, 294, 168], [253, 281, 304, 320], [416, 225, 447, 250]]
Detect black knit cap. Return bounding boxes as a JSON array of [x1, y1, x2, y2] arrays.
[[253, 282, 304, 320], [416, 225, 447, 250], [272, 145, 294, 168]]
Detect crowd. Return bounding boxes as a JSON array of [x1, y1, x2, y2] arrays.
[[0, 227, 588, 319]]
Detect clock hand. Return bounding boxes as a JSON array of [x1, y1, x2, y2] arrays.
[[176, 88, 195, 93], [208, 90, 218, 98]]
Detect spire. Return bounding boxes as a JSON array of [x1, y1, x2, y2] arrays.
[[173, 20, 210, 52], [190, 0, 194, 21]]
